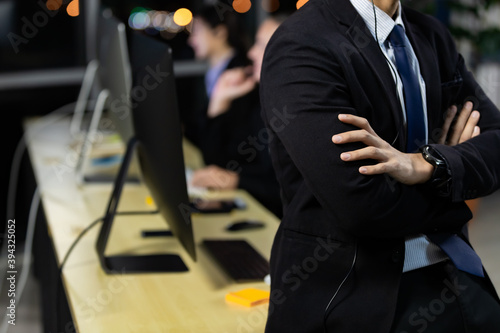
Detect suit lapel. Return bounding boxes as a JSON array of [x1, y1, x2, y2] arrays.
[[326, 0, 405, 149], [347, 16, 404, 136]]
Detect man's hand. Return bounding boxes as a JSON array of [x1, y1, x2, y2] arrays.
[[332, 114, 433, 185], [207, 67, 256, 118], [438, 101, 480, 145], [439, 102, 481, 209], [190, 165, 239, 190], [332, 103, 481, 185]]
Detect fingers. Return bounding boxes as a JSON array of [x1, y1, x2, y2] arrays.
[[332, 129, 381, 148], [333, 114, 383, 147], [357, 163, 389, 176], [333, 114, 389, 162], [218, 68, 247, 86], [438, 105, 457, 144], [459, 110, 480, 144], [190, 166, 221, 188], [472, 125, 480, 138], [190, 165, 238, 189], [340, 146, 387, 162], [333, 114, 421, 183], [448, 101, 474, 145], [337, 114, 377, 136]]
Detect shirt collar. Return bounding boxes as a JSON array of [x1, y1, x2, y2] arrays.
[[349, 0, 405, 45], [205, 56, 232, 96]]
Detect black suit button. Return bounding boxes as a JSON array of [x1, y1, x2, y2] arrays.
[[391, 249, 402, 263]]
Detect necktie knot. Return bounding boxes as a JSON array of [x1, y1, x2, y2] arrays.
[[389, 24, 406, 48]]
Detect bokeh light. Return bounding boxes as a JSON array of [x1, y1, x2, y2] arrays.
[[173, 8, 193, 27], [165, 13, 183, 33], [152, 11, 168, 31], [296, 0, 308, 9], [46, 0, 62, 11], [66, 0, 79, 17], [233, 0, 252, 13], [128, 7, 190, 39], [129, 11, 151, 30]]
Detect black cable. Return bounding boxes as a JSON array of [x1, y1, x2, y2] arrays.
[[0, 102, 78, 305], [54, 209, 158, 329], [54, 214, 101, 331], [372, 0, 379, 44], [58, 210, 158, 272], [323, 241, 358, 332], [0, 188, 40, 333]]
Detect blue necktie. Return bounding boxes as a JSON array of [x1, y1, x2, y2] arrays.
[[388, 24, 426, 153], [427, 233, 484, 277], [390, 25, 484, 278]]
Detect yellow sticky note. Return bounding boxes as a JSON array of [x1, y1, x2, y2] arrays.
[[145, 196, 155, 207], [225, 288, 270, 307]]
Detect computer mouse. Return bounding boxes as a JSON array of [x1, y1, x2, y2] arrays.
[[225, 220, 265, 232]]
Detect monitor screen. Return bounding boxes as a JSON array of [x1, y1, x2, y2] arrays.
[[97, 8, 134, 145], [74, 8, 139, 184], [94, 29, 196, 273]]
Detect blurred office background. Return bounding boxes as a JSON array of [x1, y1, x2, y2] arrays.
[[3, 0, 500, 239], [1, 0, 297, 236], [1, 0, 499, 331]]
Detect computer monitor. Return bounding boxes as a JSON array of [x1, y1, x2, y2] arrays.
[[74, 9, 139, 184], [97, 9, 134, 144], [95, 30, 197, 273], [69, 0, 102, 138]]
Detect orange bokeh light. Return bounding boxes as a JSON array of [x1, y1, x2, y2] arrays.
[[296, 0, 308, 9], [233, 0, 252, 13], [46, 0, 62, 11], [173, 8, 193, 27], [67, 0, 79, 17]]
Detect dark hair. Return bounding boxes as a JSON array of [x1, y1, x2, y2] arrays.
[[194, 5, 250, 55]]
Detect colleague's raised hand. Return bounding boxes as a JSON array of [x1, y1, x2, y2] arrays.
[[207, 66, 256, 118]]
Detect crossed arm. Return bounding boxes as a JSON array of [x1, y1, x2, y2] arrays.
[[333, 102, 481, 185]]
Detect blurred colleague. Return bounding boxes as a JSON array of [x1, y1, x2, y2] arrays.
[[190, 14, 290, 218], [187, 5, 250, 99], [183, 6, 250, 148]]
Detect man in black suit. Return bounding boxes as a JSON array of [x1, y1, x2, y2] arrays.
[[259, 0, 500, 331]]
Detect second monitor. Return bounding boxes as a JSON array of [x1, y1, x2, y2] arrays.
[[95, 29, 197, 273]]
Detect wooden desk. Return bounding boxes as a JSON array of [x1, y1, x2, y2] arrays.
[[23, 115, 279, 332]]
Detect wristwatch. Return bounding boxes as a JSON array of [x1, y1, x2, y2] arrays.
[[420, 145, 452, 196]]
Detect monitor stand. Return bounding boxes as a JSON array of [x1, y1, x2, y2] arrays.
[[95, 137, 188, 274]]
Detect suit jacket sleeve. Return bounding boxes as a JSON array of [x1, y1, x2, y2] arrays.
[[427, 23, 500, 203], [260, 25, 500, 238]]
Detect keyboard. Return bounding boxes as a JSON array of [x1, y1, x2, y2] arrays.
[[203, 239, 270, 283]]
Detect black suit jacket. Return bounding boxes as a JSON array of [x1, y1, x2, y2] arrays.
[[260, 0, 500, 331]]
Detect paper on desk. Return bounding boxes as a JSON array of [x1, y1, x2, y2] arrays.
[[225, 288, 270, 307]]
